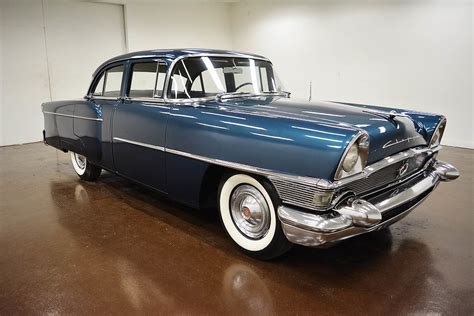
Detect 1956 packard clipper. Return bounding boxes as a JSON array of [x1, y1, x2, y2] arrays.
[[42, 49, 459, 259]]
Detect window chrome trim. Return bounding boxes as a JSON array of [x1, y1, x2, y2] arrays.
[[86, 61, 126, 99], [128, 97, 167, 104], [86, 53, 272, 104], [89, 96, 119, 101], [113, 137, 165, 151], [42, 111, 103, 122], [128, 59, 168, 99], [162, 53, 272, 104]]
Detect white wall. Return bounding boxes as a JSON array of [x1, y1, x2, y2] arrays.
[[0, 0, 50, 146], [0, 0, 232, 146], [231, 1, 473, 148], [0, 0, 126, 146], [1, 0, 473, 148], [125, 3, 232, 51], [43, 1, 126, 101]]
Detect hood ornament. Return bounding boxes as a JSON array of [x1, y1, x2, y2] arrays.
[[363, 109, 410, 120]]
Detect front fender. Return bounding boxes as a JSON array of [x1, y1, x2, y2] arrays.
[[165, 103, 358, 181]]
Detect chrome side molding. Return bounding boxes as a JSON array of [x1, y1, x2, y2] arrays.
[[42, 111, 103, 122], [113, 137, 165, 151]]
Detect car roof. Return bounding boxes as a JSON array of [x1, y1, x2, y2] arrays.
[[94, 48, 270, 76]]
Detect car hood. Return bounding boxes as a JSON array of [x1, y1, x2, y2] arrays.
[[215, 97, 429, 164]]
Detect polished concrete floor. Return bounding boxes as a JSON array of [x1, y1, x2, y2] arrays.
[[0, 143, 472, 315]]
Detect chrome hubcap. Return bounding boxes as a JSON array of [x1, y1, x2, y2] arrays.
[[74, 153, 86, 170], [230, 184, 270, 239]]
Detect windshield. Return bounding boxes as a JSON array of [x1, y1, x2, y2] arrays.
[[167, 56, 286, 99]]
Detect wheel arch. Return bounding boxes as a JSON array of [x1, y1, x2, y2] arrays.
[[198, 164, 281, 210]]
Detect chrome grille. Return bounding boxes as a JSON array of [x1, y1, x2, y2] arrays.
[[343, 152, 431, 195], [269, 178, 333, 211], [269, 150, 432, 211]]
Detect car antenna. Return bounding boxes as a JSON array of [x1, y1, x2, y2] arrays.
[[309, 81, 312, 102]]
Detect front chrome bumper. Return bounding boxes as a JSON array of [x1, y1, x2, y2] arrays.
[[278, 161, 459, 247]]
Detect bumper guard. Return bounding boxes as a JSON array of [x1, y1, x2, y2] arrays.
[[278, 161, 459, 247]]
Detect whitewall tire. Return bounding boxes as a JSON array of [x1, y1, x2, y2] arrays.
[[70, 152, 102, 181], [218, 173, 292, 260]]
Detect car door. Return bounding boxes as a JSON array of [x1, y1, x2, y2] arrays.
[[74, 62, 125, 169], [112, 59, 170, 192]]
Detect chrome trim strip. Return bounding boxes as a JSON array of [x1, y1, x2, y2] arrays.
[[165, 148, 331, 187], [107, 140, 326, 189], [103, 135, 441, 193], [42, 111, 103, 122], [165, 146, 440, 190], [113, 137, 165, 151]]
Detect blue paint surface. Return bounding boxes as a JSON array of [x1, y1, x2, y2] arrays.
[[42, 49, 444, 208]]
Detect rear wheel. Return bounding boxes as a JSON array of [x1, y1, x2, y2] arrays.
[[218, 173, 292, 260], [70, 152, 101, 181]]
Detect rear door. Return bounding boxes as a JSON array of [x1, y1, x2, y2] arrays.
[[112, 59, 170, 192], [74, 62, 125, 168]]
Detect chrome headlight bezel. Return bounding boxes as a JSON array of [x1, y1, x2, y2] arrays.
[[335, 131, 369, 180], [429, 118, 446, 148]]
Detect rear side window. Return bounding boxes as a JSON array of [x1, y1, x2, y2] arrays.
[[92, 65, 124, 97], [129, 61, 167, 98]]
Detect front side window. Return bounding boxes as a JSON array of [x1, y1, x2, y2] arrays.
[[168, 56, 285, 99], [92, 65, 124, 97], [129, 61, 167, 98]]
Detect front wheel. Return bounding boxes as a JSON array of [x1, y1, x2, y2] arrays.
[[218, 173, 292, 260], [70, 152, 101, 181]]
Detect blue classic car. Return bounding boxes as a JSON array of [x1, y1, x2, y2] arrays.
[[42, 49, 459, 259]]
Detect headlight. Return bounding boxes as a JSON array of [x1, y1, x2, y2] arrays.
[[342, 143, 359, 172], [429, 119, 446, 147], [335, 132, 369, 180]]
